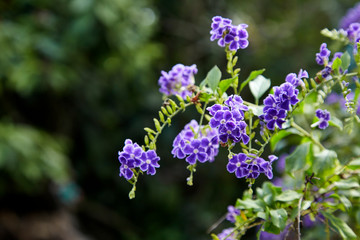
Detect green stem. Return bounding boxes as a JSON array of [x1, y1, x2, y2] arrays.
[[197, 102, 208, 137], [249, 110, 253, 151], [290, 121, 325, 150], [149, 102, 193, 150]]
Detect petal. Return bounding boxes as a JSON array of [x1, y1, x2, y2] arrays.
[[147, 165, 156, 175], [140, 163, 148, 171], [227, 163, 237, 173], [183, 144, 194, 154], [197, 152, 208, 163], [241, 134, 250, 145], [186, 154, 197, 165]]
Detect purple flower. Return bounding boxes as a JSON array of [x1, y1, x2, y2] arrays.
[[217, 228, 236, 240], [118, 139, 145, 180], [227, 153, 249, 178], [139, 150, 160, 175], [226, 205, 240, 223], [158, 64, 197, 99], [224, 24, 249, 51], [285, 69, 309, 87], [172, 120, 219, 164], [207, 95, 249, 145], [210, 16, 232, 42], [313, 109, 331, 129], [316, 43, 331, 65], [263, 109, 286, 130], [347, 22, 360, 42], [260, 224, 291, 240], [340, 2, 360, 29], [183, 139, 208, 164], [210, 16, 249, 51], [257, 155, 278, 179]]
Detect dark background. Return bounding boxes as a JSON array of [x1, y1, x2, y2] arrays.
[[0, 0, 357, 239]]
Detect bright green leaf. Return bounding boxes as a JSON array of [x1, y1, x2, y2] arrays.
[[275, 190, 302, 202], [301, 200, 312, 211], [199, 92, 212, 103], [313, 149, 338, 176], [270, 130, 294, 151], [329, 117, 343, 131], [341, 52, 351, 71], [249, 75, 271, 101], [285, 142, 311, 174], [218, 75, 238, 96], [347, 158, 360, 170], [270, 209, 288, 230], [320, 210, 357, 240], [206, 65, 222, 92], [236, 198, 264, 211], [240, 68, 265, 92], [332, 57, 342, 71], [333, 177, 360, 189]]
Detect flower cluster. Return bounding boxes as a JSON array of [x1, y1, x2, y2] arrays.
[[207, 95, 249, 145], [158, 64, 198, 99], [261, 70, 307, 130], [226, 153, 277, 179], [210, 16, 249, 51], [118, 139, 160, 180], [312, 109, 331, 129], [226, 205, 240, 223], [171, 120, 219, 165], [340, 2, 360, 29]]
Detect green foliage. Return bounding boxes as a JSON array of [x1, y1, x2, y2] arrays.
[[249, 75, 271, 102]]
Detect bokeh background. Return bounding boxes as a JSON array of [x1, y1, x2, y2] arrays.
[[0, 0, 358, 239]]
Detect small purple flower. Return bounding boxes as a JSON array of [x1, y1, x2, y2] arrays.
[[313, 109, 331, 129], [207, 95, 249, 145], [226, 205, 240, 223], [227, 153, 249, 178], [118, 139, 145, 180], [263, 109, 286, 130], [257, 155, 278, 179], [172, 120, 219, 164], [210, 16, 232, 42], [316, 43, 331, 65], [347, 22, 360, 42], [217, 228, 236, 240], [285, 69, 309, 87], [158, 64, 197, 99], [224, 24, 249, 51], [260, 224, 291, 240], [183, 139, 208, 164], [139, 150, 160, 175], [210, 16, 249, 51]]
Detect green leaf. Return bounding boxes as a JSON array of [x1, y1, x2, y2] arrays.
[[218, 75, 238, 96], [270, 130, 294, 151], [313, 149, 338, 176], [236, 198, 264, 211], [347, 158, 360, 170], [320, 210, 357, 240], [270, 209, 288, 230], [199, 92, 212, 103], [333, 177, 360, 189], [301, 200, 312, 211], [275, 190, 302, 202], [332, 57, 342, 71], [248, 105, 264, 117], [249, 75, 271, 101], [240, 68, 265, 92], [329, 117, 343, 130], [263, 221, 280, 234], [285, 142, 311, 174], [210, 233, 220, 240], [206, 65, 222, 92], [341, 52, 351, 71]]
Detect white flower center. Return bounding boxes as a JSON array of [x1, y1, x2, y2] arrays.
[[236, 162, 241, 167], [220, 119, 226, 124], [193, 149, 199, 154], [130, 154, 135, 158], [273, 116, 278, 120], [146, 160, 151, 164], [227, 130, 232, 134], [219, 22, 224, 28], [124, 165, 128, 169], [234, 36, 240, 41]]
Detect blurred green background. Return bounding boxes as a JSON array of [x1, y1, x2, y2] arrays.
[[0, 0, 358, 239]]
